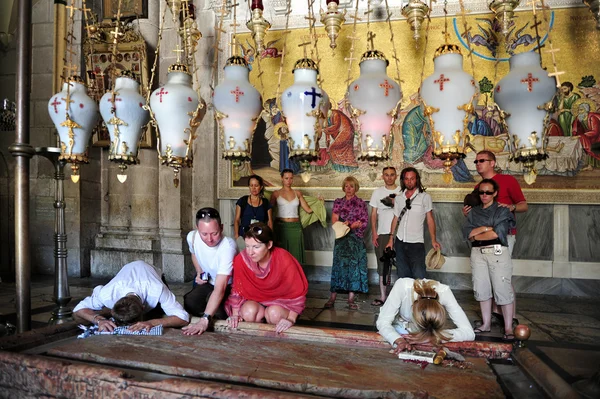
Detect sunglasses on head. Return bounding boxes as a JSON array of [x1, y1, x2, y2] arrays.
[[198, 209, 220, 219], [405, 198, 412, 210], [478, 191, 495, 195], [250, 225, 263, 235], [473, 159, 491, 164]]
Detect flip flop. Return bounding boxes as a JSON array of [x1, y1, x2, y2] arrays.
[[323, 300, 335, 309], [503, 333, 515, 342], [474, 327, 491, 334], [371, 299, 385, 307], [348, 301, 359, 310]]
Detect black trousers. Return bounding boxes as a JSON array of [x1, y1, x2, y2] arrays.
[[183, 283, 231, 319]]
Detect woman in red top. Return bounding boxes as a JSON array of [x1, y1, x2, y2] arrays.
[[225, 222, 308, 333]]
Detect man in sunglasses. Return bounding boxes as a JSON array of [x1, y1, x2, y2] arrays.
[[369, 166, 401, 305], [182, 207, 237, 335], [464, 150, 527, 326], [386, 167, 441, 279], [73, 260, 189, 332]]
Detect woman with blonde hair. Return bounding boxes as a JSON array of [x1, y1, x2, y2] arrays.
[[377, 278, 474, 350], [323, 176, 369, 310]]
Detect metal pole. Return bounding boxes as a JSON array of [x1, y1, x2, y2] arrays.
[[8, 0, 34, 333], [36, 148, 72, 324]]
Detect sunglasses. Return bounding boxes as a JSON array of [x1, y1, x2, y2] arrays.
[[198, 208, 220, 219], [473, 159, 492, 164], [250, 225, 263, 235], [405, 198, 412, 210], [478, 191, 495, 195]]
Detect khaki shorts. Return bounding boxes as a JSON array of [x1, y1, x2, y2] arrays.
[[470, 246, 514, 306]]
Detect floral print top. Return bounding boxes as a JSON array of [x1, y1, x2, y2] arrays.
[[332, 196, 369, 238]]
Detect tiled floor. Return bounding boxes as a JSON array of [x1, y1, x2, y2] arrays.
[[1, 276, 600, 397]]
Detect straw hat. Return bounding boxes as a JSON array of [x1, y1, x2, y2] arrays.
[[332, 221, 350, 239], [426, 248, 446, 270]]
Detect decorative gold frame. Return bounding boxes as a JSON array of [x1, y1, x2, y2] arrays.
[[83, 23, 152, 148], [102, 0, 148, 20]]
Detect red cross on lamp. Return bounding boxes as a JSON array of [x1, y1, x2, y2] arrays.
[[420, 44, 477, 183], [149, 63, 205, 185], [494, 52, 557, 184], [213, 56, 262, 166], [99, 70, 150, 183], [347, 50, 401, 166]]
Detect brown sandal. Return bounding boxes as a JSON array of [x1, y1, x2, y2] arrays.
[[323, 300, 335, 309]]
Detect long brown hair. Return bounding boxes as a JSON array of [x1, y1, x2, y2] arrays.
[[406, 280, 451, 345]]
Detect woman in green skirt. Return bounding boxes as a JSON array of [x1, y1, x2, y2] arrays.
[[270, 169, 315, 265]]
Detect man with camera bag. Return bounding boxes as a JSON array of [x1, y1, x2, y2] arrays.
[[386, 167, 441, 279], [369, 167, 401, 306]]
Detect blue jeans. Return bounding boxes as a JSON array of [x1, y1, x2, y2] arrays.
[[394, 240, 426, 279]]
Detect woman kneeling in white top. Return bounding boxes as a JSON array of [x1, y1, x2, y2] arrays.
[[377, 278, 475, 352]]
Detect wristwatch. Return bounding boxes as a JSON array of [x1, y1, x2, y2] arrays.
[[201, 313, 212, 322]]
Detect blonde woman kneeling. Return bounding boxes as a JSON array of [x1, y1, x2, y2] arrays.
[[377, 278, 475, 352]]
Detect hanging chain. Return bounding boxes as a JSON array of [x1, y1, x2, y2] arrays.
[[274, 0, 292, 107], [418, 0, 434, 94], [458, 0, 476, 80], [384, 0, 403, 86], [209, 0, 228, 99], [539, 0, 563, 87], [307, 0, 323, 87], [344, 0, 361, 87]]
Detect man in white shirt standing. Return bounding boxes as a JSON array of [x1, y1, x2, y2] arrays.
[[73, 260, 189, 332], [182, 207, 237, 336], [386, 167, 441, 279], [369, 166, 401, 306]]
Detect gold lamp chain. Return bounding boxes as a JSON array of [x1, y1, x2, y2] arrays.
[[274, 0, 292, 109], [144, 7, 166, 158], [526, 0, 544, 68], [418, 0, 434, 95], [210, 0, 228, 98], [307, 0, 323, 87], [383, 0, 403, 87], [458, 0, 476, 81], [539, 0, 564, 87], [63, 0, 80, 119], [344, 0, 361, 87], [109, 0, 123, 114]]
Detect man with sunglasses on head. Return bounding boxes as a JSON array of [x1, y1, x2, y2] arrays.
[[182, 207, 237, 335], [73, 260, 189, 332], [386, 167, 441, 279], [464, 150, 527, 327]]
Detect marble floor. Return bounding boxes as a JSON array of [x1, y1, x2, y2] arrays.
[[1, 276, 600, 398]]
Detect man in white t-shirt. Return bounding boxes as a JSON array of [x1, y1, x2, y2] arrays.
[[182, 207, 237, 336], [73, 260, 189, 332], [369, 166, 401, 306], [386, 167, 441, 279]]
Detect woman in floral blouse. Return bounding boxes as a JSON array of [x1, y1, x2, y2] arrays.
[[324, 176, 369, 310]]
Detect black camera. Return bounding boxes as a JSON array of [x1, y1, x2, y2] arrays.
[[379, 247, 396, 262], [380, 194, 396, 208]]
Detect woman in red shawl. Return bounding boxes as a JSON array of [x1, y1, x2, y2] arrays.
[[225, 222, 308, 333]]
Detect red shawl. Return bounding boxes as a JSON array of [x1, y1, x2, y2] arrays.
[[225, 247, 308, 315]]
